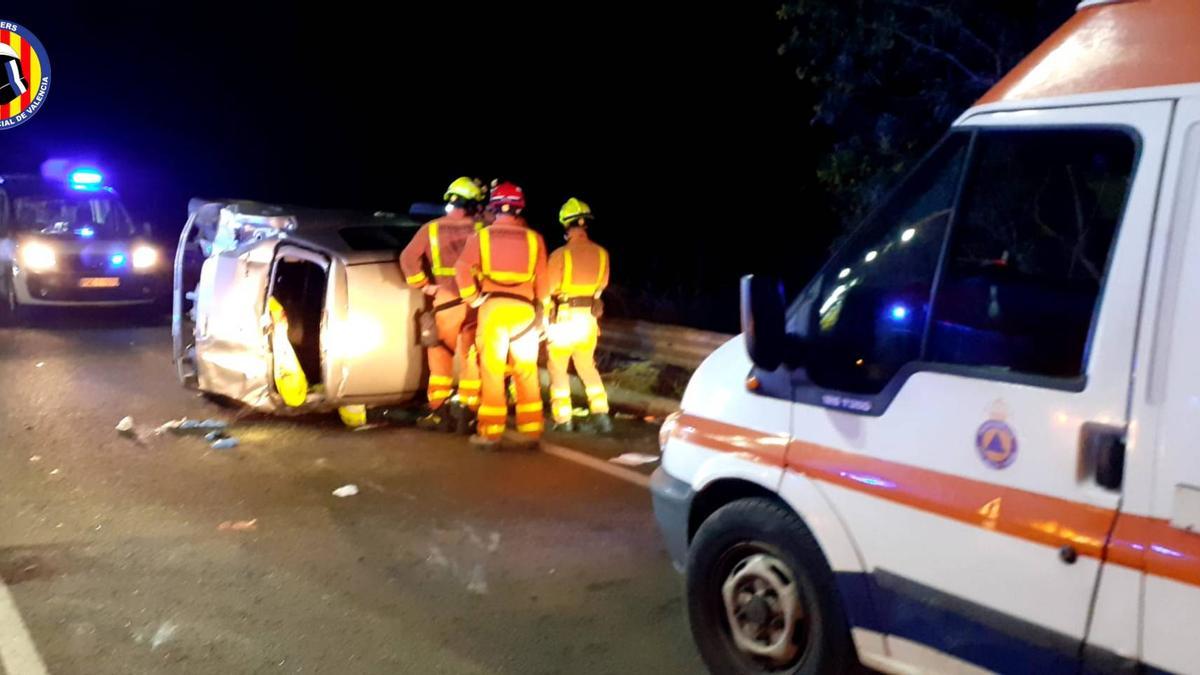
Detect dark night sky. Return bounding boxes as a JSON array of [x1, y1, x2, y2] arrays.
[[2, 2, 833, 330]]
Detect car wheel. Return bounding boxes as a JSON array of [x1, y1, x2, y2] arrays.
[[686, 498, 855, 675]]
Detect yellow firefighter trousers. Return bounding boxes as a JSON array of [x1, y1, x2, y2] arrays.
[[476, 297, 543, 440], [547, 309, 608, 424], [427, 287, 481, 411]]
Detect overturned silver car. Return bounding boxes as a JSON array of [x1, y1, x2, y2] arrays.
[[172, 199, 425, 414]]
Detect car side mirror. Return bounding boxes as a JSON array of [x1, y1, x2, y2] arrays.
[[740, 274, 790, 370]]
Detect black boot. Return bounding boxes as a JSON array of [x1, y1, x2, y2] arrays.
[[584, 413, 613, 435], [451, 403, 476, 436], [416, 408, 452, 432]]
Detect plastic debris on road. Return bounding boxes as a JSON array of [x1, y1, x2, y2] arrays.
[[609, 452, 660, 467], [211, 437, 239, 451], [35, 362, 45, 368], [332, 484, 359, 498], [156, 417, 229, 435], [115, 416, 136, 435], [49, 468, 60, 476], [218, 519, 258, 532], [29, 455, 41, 463]]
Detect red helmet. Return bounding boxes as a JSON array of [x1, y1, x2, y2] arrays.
[[488, 181, 526, 213]]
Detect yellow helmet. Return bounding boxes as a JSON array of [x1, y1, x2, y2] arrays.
[[558, 197, 593, 227], [444, 176, 485, 204]]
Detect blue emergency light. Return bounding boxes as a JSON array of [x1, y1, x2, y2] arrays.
[[110, 253, 126, 267], [889, 303, 909, 321], [69, 168, 105, 191], [76, 227, 96, 238]]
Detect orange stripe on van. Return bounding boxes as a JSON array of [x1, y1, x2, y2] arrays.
[[672, 412, 1200, 589], [978, 0, 1200, 105]]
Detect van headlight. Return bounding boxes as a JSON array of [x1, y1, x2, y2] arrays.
[[20, 242, 57, 272], [131, 245, 159, 270], [659, 410, 683, 450]]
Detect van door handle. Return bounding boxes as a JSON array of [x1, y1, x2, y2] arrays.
[[1080, 422, 1125, 491]]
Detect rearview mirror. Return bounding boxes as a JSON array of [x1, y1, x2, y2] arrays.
[[740, 274, 788, 370]]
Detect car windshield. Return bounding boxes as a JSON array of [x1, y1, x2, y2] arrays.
[[12, 193, 135, 238]]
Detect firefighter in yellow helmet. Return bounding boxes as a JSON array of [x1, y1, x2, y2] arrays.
[[454, 182, 550, 448], [399, 177, 485, 432], [546, 198, 612, 433]]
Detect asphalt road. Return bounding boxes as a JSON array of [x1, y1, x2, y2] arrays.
[[0, 311, 702, 674]]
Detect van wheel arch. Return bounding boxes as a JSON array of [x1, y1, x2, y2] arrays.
[[689, 479, 796, 542]]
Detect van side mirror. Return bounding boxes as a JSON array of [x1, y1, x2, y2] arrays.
[[740, 274, 789, 370]]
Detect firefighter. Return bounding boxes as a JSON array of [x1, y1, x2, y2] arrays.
[[546, 198, 612, 433], [399, 177, 485, 432], [454, 182, 549, 448]]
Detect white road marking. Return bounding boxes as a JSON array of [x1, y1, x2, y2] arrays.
[[0, 576, 49, 675], [540, 441, 652, 489]]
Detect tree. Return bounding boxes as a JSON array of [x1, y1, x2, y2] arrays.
[[777, 0, 1076, 226]]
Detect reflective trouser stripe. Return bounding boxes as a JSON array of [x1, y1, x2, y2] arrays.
[[517, 421, 545, 433], [479, 423, 507, 437], [549, 387, 573, 424], [516, 401, 543, 414], [585, 384, 609, 414], [429, 375, 455, 386]]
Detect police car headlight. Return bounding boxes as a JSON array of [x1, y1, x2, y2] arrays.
[[131, 245, 159, 270], [659, 410, 683, 450], [20, 242, 57, 272]]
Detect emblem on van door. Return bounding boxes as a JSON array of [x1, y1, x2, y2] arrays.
[[976, 418, 1018, 469]]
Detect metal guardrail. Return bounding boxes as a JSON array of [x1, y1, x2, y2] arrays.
[[598, 318, 735, 370]]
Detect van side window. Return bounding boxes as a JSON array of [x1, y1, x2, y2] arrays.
[[799, 133, 969, 395], [927, 128, 1136, 378]]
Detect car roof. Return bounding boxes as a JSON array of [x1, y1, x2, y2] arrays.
[[189, 197, 421, 262]]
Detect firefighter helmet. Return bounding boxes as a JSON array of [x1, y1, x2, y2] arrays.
[[488, 182, 526, 213], [558, 198, 593, 227], [444, 176, 485, 205]]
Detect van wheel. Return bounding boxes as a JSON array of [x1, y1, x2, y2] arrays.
[[686, 498, 855, 675]]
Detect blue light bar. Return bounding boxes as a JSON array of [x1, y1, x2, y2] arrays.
[[69, 168, 104, 186], [76, 227, 95, 238], [889, 303, 909, 321], [110, 253, 126, 267]]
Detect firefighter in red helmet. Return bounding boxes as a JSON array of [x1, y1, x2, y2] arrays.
[[454, 182, 550, 447]]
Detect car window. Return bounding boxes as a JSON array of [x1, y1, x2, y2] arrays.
[[12, 194, 135, 238], [927, 127, 1137, 378], [791, 133, 969, 395]]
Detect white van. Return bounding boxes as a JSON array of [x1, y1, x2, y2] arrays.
[[653, 1, 1200, 673]]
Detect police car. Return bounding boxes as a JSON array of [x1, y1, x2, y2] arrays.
[[172, 198, 426, 415], [653, 1, 1200, 673], [0, 165, 167, 322]]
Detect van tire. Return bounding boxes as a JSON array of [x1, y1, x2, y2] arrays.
[[686, 497, 855, 675]]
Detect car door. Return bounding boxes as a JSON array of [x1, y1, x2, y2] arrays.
[[781, 101, 1170, 672], [193, 239, 276, 405]]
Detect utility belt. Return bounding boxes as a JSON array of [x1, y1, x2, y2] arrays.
[[552, 295, 603, 321]]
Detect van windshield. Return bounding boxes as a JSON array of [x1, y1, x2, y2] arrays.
[[12, 193, 136, 238]]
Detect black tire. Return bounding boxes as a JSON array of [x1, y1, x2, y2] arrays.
[[686, 498, 855, 675]]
